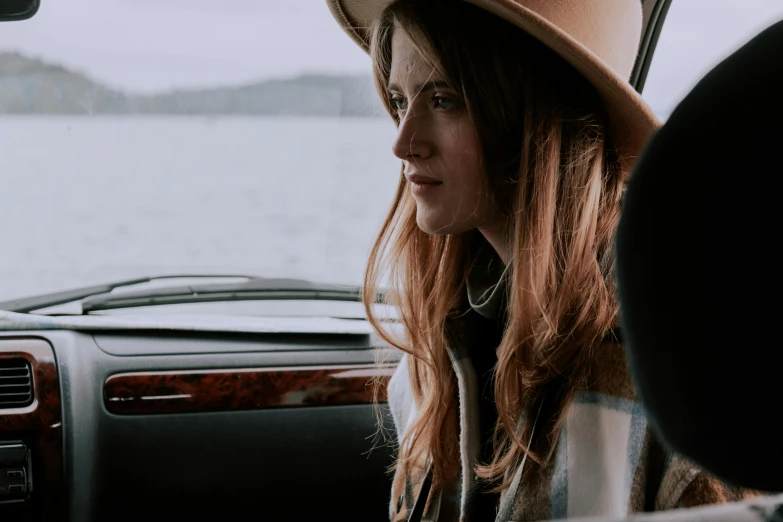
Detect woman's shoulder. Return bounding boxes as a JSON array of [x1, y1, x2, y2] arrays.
[[578, 330, 639, 405], [575, 333, 763, 512]]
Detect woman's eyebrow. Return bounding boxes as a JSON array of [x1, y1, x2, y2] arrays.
[[387, 80, 452, 93]]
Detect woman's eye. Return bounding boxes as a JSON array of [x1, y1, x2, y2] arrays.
[[390, 97, 406, 111], [433, 96, 457, 110]]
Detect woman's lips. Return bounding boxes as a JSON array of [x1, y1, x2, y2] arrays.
[[405, 173, 442, 185], [405, 174, 443, 197]]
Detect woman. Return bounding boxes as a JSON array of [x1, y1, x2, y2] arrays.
[[326, 0, 757, 521]]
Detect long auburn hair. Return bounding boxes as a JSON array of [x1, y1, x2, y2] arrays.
[[363, 0, 626, 491]]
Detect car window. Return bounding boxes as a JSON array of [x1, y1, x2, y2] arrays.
[[0, 0, 399, 302], [4, 1, 781, 304], [643, 0, 783, 120]]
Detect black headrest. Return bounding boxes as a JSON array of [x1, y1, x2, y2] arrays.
[[617, 20, 783, 492]]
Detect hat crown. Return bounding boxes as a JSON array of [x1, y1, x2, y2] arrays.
[[470, 0, 643, 80]]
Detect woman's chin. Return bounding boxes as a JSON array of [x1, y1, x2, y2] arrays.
[[416, 214, 472, 236]]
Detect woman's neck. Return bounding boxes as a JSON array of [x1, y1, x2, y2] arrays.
[[478, 221, 511, 266]]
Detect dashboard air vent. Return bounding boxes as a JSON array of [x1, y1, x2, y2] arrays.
[[0, 358, 34, 408]]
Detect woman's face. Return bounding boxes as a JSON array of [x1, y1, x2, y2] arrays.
[[388, 28, 502, 236]]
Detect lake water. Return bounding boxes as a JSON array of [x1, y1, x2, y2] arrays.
[[0, 116, 401, 302]]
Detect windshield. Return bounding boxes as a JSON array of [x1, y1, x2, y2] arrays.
[[1, 0, 781, 303], [0, 1, 400, 302]]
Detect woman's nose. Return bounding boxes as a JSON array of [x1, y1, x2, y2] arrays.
[[392, 111, 433, 161]]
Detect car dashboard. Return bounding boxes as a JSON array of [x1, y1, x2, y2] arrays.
[[0, 323, 399, 522]]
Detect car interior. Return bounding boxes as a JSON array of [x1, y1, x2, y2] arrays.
[[1, 1, 781, 521]]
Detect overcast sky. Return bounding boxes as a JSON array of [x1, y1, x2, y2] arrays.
[[0, 0, 371, 92], [1, 0, 782, 115]]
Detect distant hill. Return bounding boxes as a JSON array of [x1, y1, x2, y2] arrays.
[[0, 52, 386, 117]]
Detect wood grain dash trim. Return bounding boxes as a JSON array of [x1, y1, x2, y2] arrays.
[[104, 364, 396, 415], [0, 338, 64, 520]]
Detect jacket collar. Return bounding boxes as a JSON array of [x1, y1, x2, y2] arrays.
[[466, 244, 512, 321]]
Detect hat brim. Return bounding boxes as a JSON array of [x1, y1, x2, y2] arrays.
[[327, 0, 661, 173]]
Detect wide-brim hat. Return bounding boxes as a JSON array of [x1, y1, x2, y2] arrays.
[[326, 0, 662, 172]]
